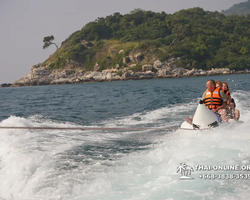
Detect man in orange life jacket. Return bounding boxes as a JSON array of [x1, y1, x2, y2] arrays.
[[201, 79, 228, 122], [185, 79, 228, 124]]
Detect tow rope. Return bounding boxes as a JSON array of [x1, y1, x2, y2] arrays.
[[0, 126, 207, 131]]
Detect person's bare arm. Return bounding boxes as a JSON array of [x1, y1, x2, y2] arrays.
[[212, 101, 226, 113], [227, 95, 231, 105]]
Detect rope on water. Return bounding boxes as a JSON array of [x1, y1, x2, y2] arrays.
[[0, 126, 207, 131]]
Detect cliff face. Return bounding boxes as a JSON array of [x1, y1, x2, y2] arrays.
[[12, 58, 242, 87]]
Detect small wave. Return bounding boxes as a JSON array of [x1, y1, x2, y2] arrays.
[[0, 89, 249, 200]]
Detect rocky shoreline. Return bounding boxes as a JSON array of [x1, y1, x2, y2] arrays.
[[8, 59, 250, 87], [0, 83, 12, 88]]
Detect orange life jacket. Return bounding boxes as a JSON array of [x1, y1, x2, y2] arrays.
[[222, 89, 230, 96], [222, 89, 231, 106], [203, 87, 223, 109]]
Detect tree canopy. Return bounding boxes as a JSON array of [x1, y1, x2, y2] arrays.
[[43, 35, 58, 50], [45, 8, 250, 71]]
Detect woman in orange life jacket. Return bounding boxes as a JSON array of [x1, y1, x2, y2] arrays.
[[216, 80, 232, 119], [222, 82, 240, 120], [185, 80, 228, 125], [215, 80, 240, 120]]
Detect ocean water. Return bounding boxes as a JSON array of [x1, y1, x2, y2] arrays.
[[0, 74, 250, 200]]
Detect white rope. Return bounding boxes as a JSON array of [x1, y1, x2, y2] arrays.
[[0, 126, 207, 131]]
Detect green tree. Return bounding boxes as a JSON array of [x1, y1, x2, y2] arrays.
[[44, 7, 250, 71], [43, 35, 58, 50]]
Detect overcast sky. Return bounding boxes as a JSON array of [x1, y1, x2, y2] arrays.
[[0, 0, 246, 83]]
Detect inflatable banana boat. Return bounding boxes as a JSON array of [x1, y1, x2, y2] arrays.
[[181, 100, 221, 130]]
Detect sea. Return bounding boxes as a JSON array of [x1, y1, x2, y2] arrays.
[[0, 74, 250, 200]]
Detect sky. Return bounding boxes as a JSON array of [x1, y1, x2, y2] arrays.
[[0, 0, 246, 83]]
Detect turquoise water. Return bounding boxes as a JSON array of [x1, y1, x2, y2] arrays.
[[0, 74, 250, 200]]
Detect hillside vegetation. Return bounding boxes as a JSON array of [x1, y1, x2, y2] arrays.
[[43, 7, 250, 71], [221, 0, 250, 16]]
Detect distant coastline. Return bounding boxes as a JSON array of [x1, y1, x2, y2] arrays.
[[8, 60, 250, 87], [8, 8, 250, 88], [3, 70, 250, 88], [0, 83, 12, 88]]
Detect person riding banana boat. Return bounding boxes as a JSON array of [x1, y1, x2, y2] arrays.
[[216, 80, 240, 121], [185, 79, 229, 125], [222, 81, 240, 121]]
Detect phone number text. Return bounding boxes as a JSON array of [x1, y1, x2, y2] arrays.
[[199, 173, 250, 180]]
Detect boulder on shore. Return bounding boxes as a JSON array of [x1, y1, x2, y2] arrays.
[[11, 60, 249, 87]]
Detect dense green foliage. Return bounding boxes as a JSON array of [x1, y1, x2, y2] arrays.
[[222, 0, 250, 17], [43, 35, 58, 50], [46, 8, 250, 71]]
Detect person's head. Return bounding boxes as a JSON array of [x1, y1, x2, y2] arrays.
[[222, 82, 229, 91], [206, 80, 216, 92], [216, 80, 223, 89]]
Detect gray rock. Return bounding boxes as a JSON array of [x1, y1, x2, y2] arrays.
[[138, 72, 154, 79], [184, 68, 197, 76], [119, 50, 124, 54], [106, 72, 113, 80], [199, 71, 207, 76], [128, 64, 137, 69], [142, 64, 152, 72], [153, 60, 162, 68], [38, 78, 52, 85], [129, 52, 143, 63], [172, 68, 188, 76], [64, 70, 75, 76], [92, 72, 103, 81], [157, 69, 167, 77], [122, 72, 132, 79], [32, 67, 51, 76], [115, 64, 121, 69], [50, 78, 69, 85], [94, 62, 100, 71], [113, 75, 122, 80]]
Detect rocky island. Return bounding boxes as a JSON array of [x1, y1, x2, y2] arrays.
[[11, 7, 250, 87], [11, 58, 249, 87]]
